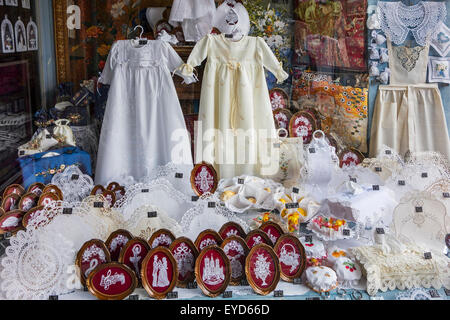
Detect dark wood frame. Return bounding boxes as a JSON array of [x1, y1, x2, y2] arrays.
[[86, 262, 138, 300], [22, 205, 45, 228], [269, 88, 291, 110], [219, 221, 247, 240], [91, 185, 106, 196], [42, 185, 64, 200], [169, 237, 199, 288], [1, 193, 20, 212], [338, 148, 365, 168], [37, 192, 60, 207], [118, 237, 151, 286], [3, 184, 25, 199], [245, 244, 280, 296], [27, 183, 45, 195], [195, 245, 231, 298], [75, 239, 111, 287], [18, 192, 38, 211], [107, 182, 121, 191], [194, 229, 223, 251], [141, 247, 179, 300], [221, 236, 250, 286], [0, 210, 25, 235], [245, 229, 273, 248], [273, 234, 307, 283], [273, 108, 293, 131], [190, 162, 219, 196], [259, 221, 285, 244], [148, 229, 176, 249], [105, 229, 134, 259], [289, 111, 317, 144]]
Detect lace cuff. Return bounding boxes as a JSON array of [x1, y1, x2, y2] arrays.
[[175, 64, 198, 85], [274, 64, 289, 84]]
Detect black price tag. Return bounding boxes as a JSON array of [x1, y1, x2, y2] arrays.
[[49, 295, 59, 301], [238, 178, 245, 185], [343, 229, 351, 236], [141, 189, 150, 193], [292, 187, 300, 194], [398, 180, 406, 186], [309, 148, 316, 154], [225, 34, 233, 38], [424, 252, 432, 260], [175, 173, 184, 179], [375, 167, 383, 172], [444, 288, 450, 297], [63, 208, 73, 215], [415, 207, 423, 213], [305, 235, 313, 243], [94, 202, 104, 208], [128, 295, 139, 300], [293, 278, 302, 285], [46, 134, 52, 139], [71, 174, 80, 181], [208, 202, 216, 208], [187, 282, 198, 289], [422, 173, 428, 178], [376, 228, 385, 235], [139, 40, 147, 45], [83, 286, 88, 292], [372, 185, 380, 191], [5, 232, 12, 239], [286, 203, 300, 209], [223, 291, 233, 299], [429, 289, 440, 298], [443, 193, 450, 198], [240, 279, 249, 286], [350, 178, 357, 183], [385, 150, 392, 155], [274, 290, 284, 298], [306, 297, 320, 301], [148, 212, 158, 218], [19, 151, 25, 156], [167, 292, 178, 299], [191, 196, 199, 202]]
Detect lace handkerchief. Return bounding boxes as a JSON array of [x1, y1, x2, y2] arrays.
[[428, 56, 450, 84], [431, 22, 450, 57]]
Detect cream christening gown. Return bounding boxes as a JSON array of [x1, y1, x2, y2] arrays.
[[180, 34, 289, 179]]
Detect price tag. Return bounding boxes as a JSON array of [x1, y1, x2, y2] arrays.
[[128, 295, 139, 301], [424, 252, 432, 260], [238, 178, 245, 185], [443, 193, 450, 199], [415, 207, 423, 213], [293, 278, 302, 285], [208, 202, 216, 208], [306, 297, 320, 301], [147, 212, 158, 218], [292, 187, 300, 194], [167, 292, 178, 299], [385, 150, 392, 155], [375, 167, 383, 172], [429, 289, 440, 298], [94, 202, 104, 208], [274, 290, 284, 298], [273, 143, 281, 149], [305, 235, 313, 243], [309, 148, 316, 154], [398, 180, 406, 186], [343, 229, 351, 236], [46, 134, 52, 139], [83, 286, 88, 292], [240, 279, 249, 286], [187, 282, 198, 289], [223, 291, 233, 299], [444, 288, 450, 296], [372, 185, 380, 191], [63, 208, 73, 215], [141, 189, 150, 193], [422, 173, 428, 178], [71, 174, 80, 181], [139, 40, 148, 45], [192, 196, 199, 202], [225, 34, 234, 38], [175, 173, 184, 179], [49, 295, 59, 301], [286, 203, 300, 209], [350, 178, 357, 183], [376, 228, 385, 235], [19, 151, 25, 156]]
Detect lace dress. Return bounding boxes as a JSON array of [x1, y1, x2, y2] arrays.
[[96, 40, 194, 185]]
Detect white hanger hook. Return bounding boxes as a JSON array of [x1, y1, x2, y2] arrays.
[[134, 25, 144, 39]]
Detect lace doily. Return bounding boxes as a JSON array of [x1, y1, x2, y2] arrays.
[[51, 165, 94, 203], [396, 288, 444, 300]]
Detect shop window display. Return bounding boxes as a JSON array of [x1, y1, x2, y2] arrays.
[[0, 0, 449, 303]]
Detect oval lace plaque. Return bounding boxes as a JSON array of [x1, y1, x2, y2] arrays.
[[38, 192, 60, 207], [107, 182, 121, 191], [190, 162, 218, 196], [273, 108, 293, 131], [76, 239, 111, 286], [0, 210, 25, 234], [91, 185, 106, 196], [221, 236, 249, 286], [219, 222, 246, 240], [105, 230, 133, 261], [3, 184, 25, 198], [245, 230, 273, 249], [195, 246, 231, 298], [22, 206, 46, 228], [170, 237, 199, 288], [87, 262, 137, 300], [274, 234, 306, 282], [102, 190, 116, 207], [141, 247, 178, 300], [259, 222, 285, 245], [42, 185, 63, 200], [245, 244, 280, 296], [289, 111, 316, 144], [195, 230, 223, 251], [119, 238, 150, 283], [19, 193, 38, 212], [2, 194, 20, 213], [339, 148, 365, 168], [148, 229, 176, 249], [27, 183, 45, 197]]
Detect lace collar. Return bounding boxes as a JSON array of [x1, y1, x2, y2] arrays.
[[378, 1, 447, 46]]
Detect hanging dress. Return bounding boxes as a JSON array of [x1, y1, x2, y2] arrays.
[[369, 1, 450, 160], [179, 34, 289, 179], [96, 40, 195, 185]]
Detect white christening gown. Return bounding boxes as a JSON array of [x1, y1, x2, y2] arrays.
[[96, 40, 194, 185]]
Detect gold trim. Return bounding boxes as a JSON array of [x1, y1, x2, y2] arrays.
[[169, 237, 199, 288], [273, 234, 306, 283], [190, 162, 219, 196], [194, 229, 223, 251], [245, 244, 280, 296]]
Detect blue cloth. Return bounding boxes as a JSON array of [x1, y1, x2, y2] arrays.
[[19, 146, 92, 189]]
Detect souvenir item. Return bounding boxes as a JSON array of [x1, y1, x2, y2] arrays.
[[26, 17, 38, 51], [86, 263, 137, 300], [1, 15, 15, 53], [149, 229, 176, 249], [0, 210, 24, 234], [105, 230, 133, 261], [3, 184, 25, 198], [91, 185, 106, 196], [102, 190, 116, 207], [195, 230, 223, 251], [96, 40, 194, 186], [299, 236, 327, 267], [27, 183, 45, 197], [14, 16, 26, 52], [119, 238, 151, 283], [259, 221, 284, 245], [195, 245, 231, 298], [371, 30, 386, 46], [51, 164, 94, 204], [107, 182, 121, 191], [245, 244, 280, 296], [180, 34, 288, 179], [212, 0, 249, 41], [428, 56, 450, 84], [2, 194, 20, 212], [308, 215, 353, 241], [327, 246, 350, 265], [339, 148, 365, 168], [273, 109, 293, 132], [219, 221, 246, 240], [269, 88, 290, 111], [289, 111, 316, 145], [18, 193, 38, 212], [367, 5, 381, 30], [42, 185, 63, 200], [369, 45, 380, 60], [170, 237, 198, 287], [369, 61, 380, 77], [190, 162, 218, 196], [274, 234, 306, 282], [221, 236, 249, 285], [378, 67, 391, 84], [22, 206, 46, 228], [76, 239, 111, 286], [431, 22, 450, 57], [378, 1, 446, 46], [245, 230, 273, 249], [380, 48, 389, 64], [305, 266, 338, 293], [38, 192, 60, 207], [334, 257, 362, 287]]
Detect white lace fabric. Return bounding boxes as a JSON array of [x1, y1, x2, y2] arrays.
[[51, 165, 94, 203], [378, 1, 447, 46]]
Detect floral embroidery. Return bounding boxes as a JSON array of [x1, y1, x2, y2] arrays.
[[393, 45, 425, 72]]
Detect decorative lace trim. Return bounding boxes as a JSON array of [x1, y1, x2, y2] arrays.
[[392, 45, 425, 71]]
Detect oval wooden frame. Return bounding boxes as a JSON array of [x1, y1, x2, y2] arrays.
[[245, 243, 280, 296], [22, 205, 45, 228], [141, 247, 179, 300], [90, 185, 106, 196], [1, 194, 20, 212], [0, 210, 25, 235], [86, 262, 137, 301], [18, 192, 38, 212], [75, 239, 111, 287], [269, 88, 291, 110], [118, 237, 151, 285], [38, 192, 60, 207], [338, 148, 365, 168], [107, 182, 121, 191], [274, 234, 307, 282], [0, 208, 4, 218], [194, 229, 223, 251], [289, 111, 317, 144], [27, 182, 45, 195], [105, 229, 134, 260], [148, 228, 176, 249], [102, 190, 117, 207], [42, 185, 63, 200], [245, 229, 273, 248], [221, 236, 250, 286], [190, 162, 219, 197], [195, 245, 231, 298], [273, 108, 293, 132], [219, 221, 247, 240], [3, 184, 25, 199], [169, 237, 199, 288], [259, 221, 285, 244]]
